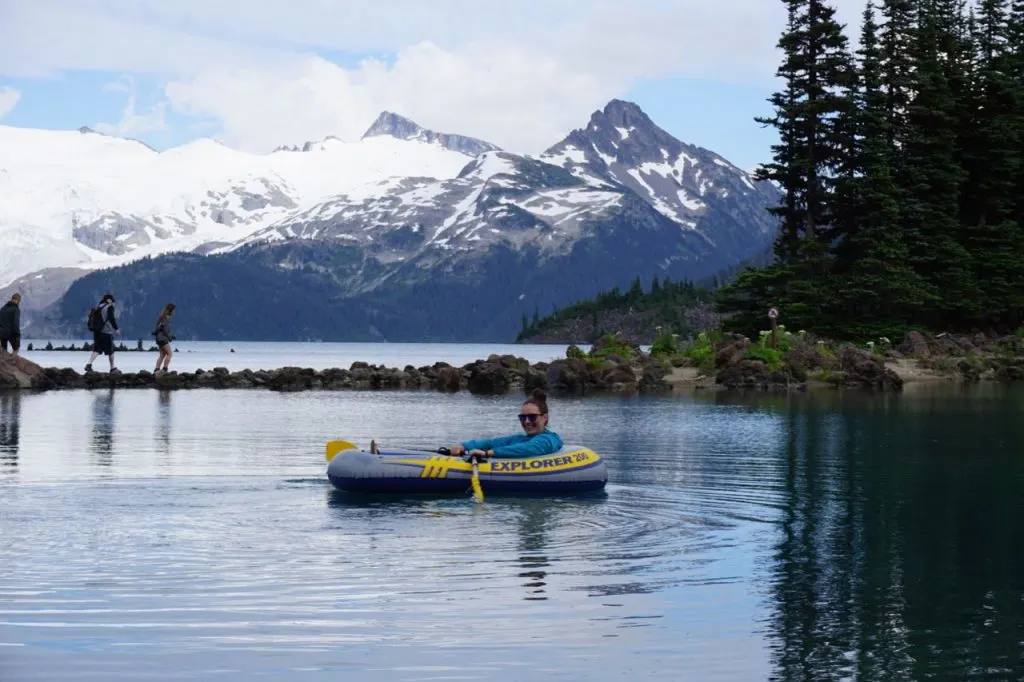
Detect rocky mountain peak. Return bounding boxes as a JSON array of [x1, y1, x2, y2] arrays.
[[587, 99, 652, 132], [361, 111, 502, 157], [362, 111, 424, 140]]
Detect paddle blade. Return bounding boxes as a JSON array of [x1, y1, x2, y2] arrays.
[[325, 439, 358, 462], [470, 464, 485, 503]]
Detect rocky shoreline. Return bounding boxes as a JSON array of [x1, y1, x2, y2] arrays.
[[0, 351, 673, 395], [0, 330, 1020, 395], [663, 329, 1024, 391]]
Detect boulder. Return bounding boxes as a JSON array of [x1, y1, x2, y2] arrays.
[[433, 366, 462, 392], [546, 358, 591, 395], [838, 346, 903, 391], [0, 354, 49, 389], [467, 361, 512, 395], [898, 331, 931, 358]]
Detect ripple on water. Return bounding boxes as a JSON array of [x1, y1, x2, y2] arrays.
[[0, 473, 775, 680]]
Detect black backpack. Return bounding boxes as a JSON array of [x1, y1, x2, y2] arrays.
[[86, 306, 104, 332]]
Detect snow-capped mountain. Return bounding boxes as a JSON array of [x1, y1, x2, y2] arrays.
[[0, 122, 479, 290], [225, 99, 778, 281], [40, 100, 782, 342], [362, 112, 502, 157], [540, 100, 779, 254]]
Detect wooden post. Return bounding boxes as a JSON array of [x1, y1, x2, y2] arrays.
[[768, 307, 779, 349]]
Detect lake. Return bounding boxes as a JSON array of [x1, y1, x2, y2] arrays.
[[1, 347, 1023, 681], [16, 340, 590, 373]]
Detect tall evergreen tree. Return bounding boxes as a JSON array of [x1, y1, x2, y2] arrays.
[[834, 1, 928, 337], [718, 0, 856, 334], [963, 0, 1024, 327], [879, 0, 917, 157], [899, 0, 980, 325]]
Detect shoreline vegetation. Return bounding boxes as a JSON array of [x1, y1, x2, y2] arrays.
[[1, 328, 1020, 394]]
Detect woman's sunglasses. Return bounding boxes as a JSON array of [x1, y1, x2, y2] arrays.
[[518, 413, 544, 424]]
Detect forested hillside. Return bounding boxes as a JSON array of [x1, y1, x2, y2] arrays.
[[516, 276, 714, 343]]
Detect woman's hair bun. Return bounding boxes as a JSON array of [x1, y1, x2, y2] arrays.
[[531, 387, 547, 402]]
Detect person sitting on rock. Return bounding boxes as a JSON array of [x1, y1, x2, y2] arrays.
[[0, 293, 21, 356], [446, 388, 562, 459]]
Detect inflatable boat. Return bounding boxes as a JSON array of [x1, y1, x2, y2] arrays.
[[326, 442, 607, 496]]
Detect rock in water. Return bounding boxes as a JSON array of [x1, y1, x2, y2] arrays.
[[0, 354, 48, 389]]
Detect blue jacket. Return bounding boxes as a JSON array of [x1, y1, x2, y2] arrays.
[[461, 429, 563, 458]]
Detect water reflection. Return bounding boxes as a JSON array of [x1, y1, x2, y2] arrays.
[[514, 502, 552, 601], [0, 391, 20, 468], [762, 396, 1024, 681], [90, 389, 114, 467], [157, 389, 172, 454]]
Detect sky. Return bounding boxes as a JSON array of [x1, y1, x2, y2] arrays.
[[0, 0, 865, 172]]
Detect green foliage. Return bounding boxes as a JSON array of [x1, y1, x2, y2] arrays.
[[650, 330, 680, 358], [589, 334, 636, 361], [565, 344, 586, 360], [1016, 326, 1024, 339], [517, 276, 714, 342], [716, 0, 1024, 339], [677, 330, 718, 373], [744, 346, 784, 371]]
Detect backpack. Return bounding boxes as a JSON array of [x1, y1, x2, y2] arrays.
[[86, 306, 104, 332]]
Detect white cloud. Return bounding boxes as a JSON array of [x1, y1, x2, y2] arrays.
[[164, 43, 614, 154], [0, 0, 869, 152], [0, 87, 20, 120], [92, 76, 167, 138]]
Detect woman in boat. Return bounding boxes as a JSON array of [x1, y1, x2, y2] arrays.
[[447, 388, 563, 459]]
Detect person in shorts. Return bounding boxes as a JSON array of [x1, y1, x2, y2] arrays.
[[85, 293, 120, 373], [153, 303, 176, 373]]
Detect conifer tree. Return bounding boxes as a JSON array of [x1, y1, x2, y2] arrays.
[[834, 1, 928, 336], [718, 0, 856, 334], [963, 0, 1024, 327], [899, 0, 980, 324]]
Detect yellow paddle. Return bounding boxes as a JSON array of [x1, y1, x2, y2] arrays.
[[467, 451, 486, 503], [325, 439, 358, 462], [442, 446, 486, 503]]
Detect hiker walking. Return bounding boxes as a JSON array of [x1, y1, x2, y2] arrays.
[[153, 303, 176, 373], [0, 293, 21, 356], [85, 294, 120, 373]]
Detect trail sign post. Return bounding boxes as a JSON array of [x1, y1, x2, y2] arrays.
[[768, 307, 779, 349]]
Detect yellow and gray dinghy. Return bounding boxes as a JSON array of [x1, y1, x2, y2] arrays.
[[326, 442, 607, 495]]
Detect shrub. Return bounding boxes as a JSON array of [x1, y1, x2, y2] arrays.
[[744, 346, 783, 370], [589, 333, 635, 362], [650, 330, 679, 358], [677, 331, 715, 373]]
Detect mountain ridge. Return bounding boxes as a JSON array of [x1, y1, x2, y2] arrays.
[[2, 99, 782, 342]]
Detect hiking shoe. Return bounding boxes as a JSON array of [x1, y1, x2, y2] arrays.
[[110, 368, 121, 375], [84, 363, 93, 373]]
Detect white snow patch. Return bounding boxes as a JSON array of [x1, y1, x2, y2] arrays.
[[677, 189, 703, 211], [463, 151, 518, 182], [0, 123, 473, 286], [538, 145, 587, 167]]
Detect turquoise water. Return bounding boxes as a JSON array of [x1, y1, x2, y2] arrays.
[[1, 373, 1023, 680]]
